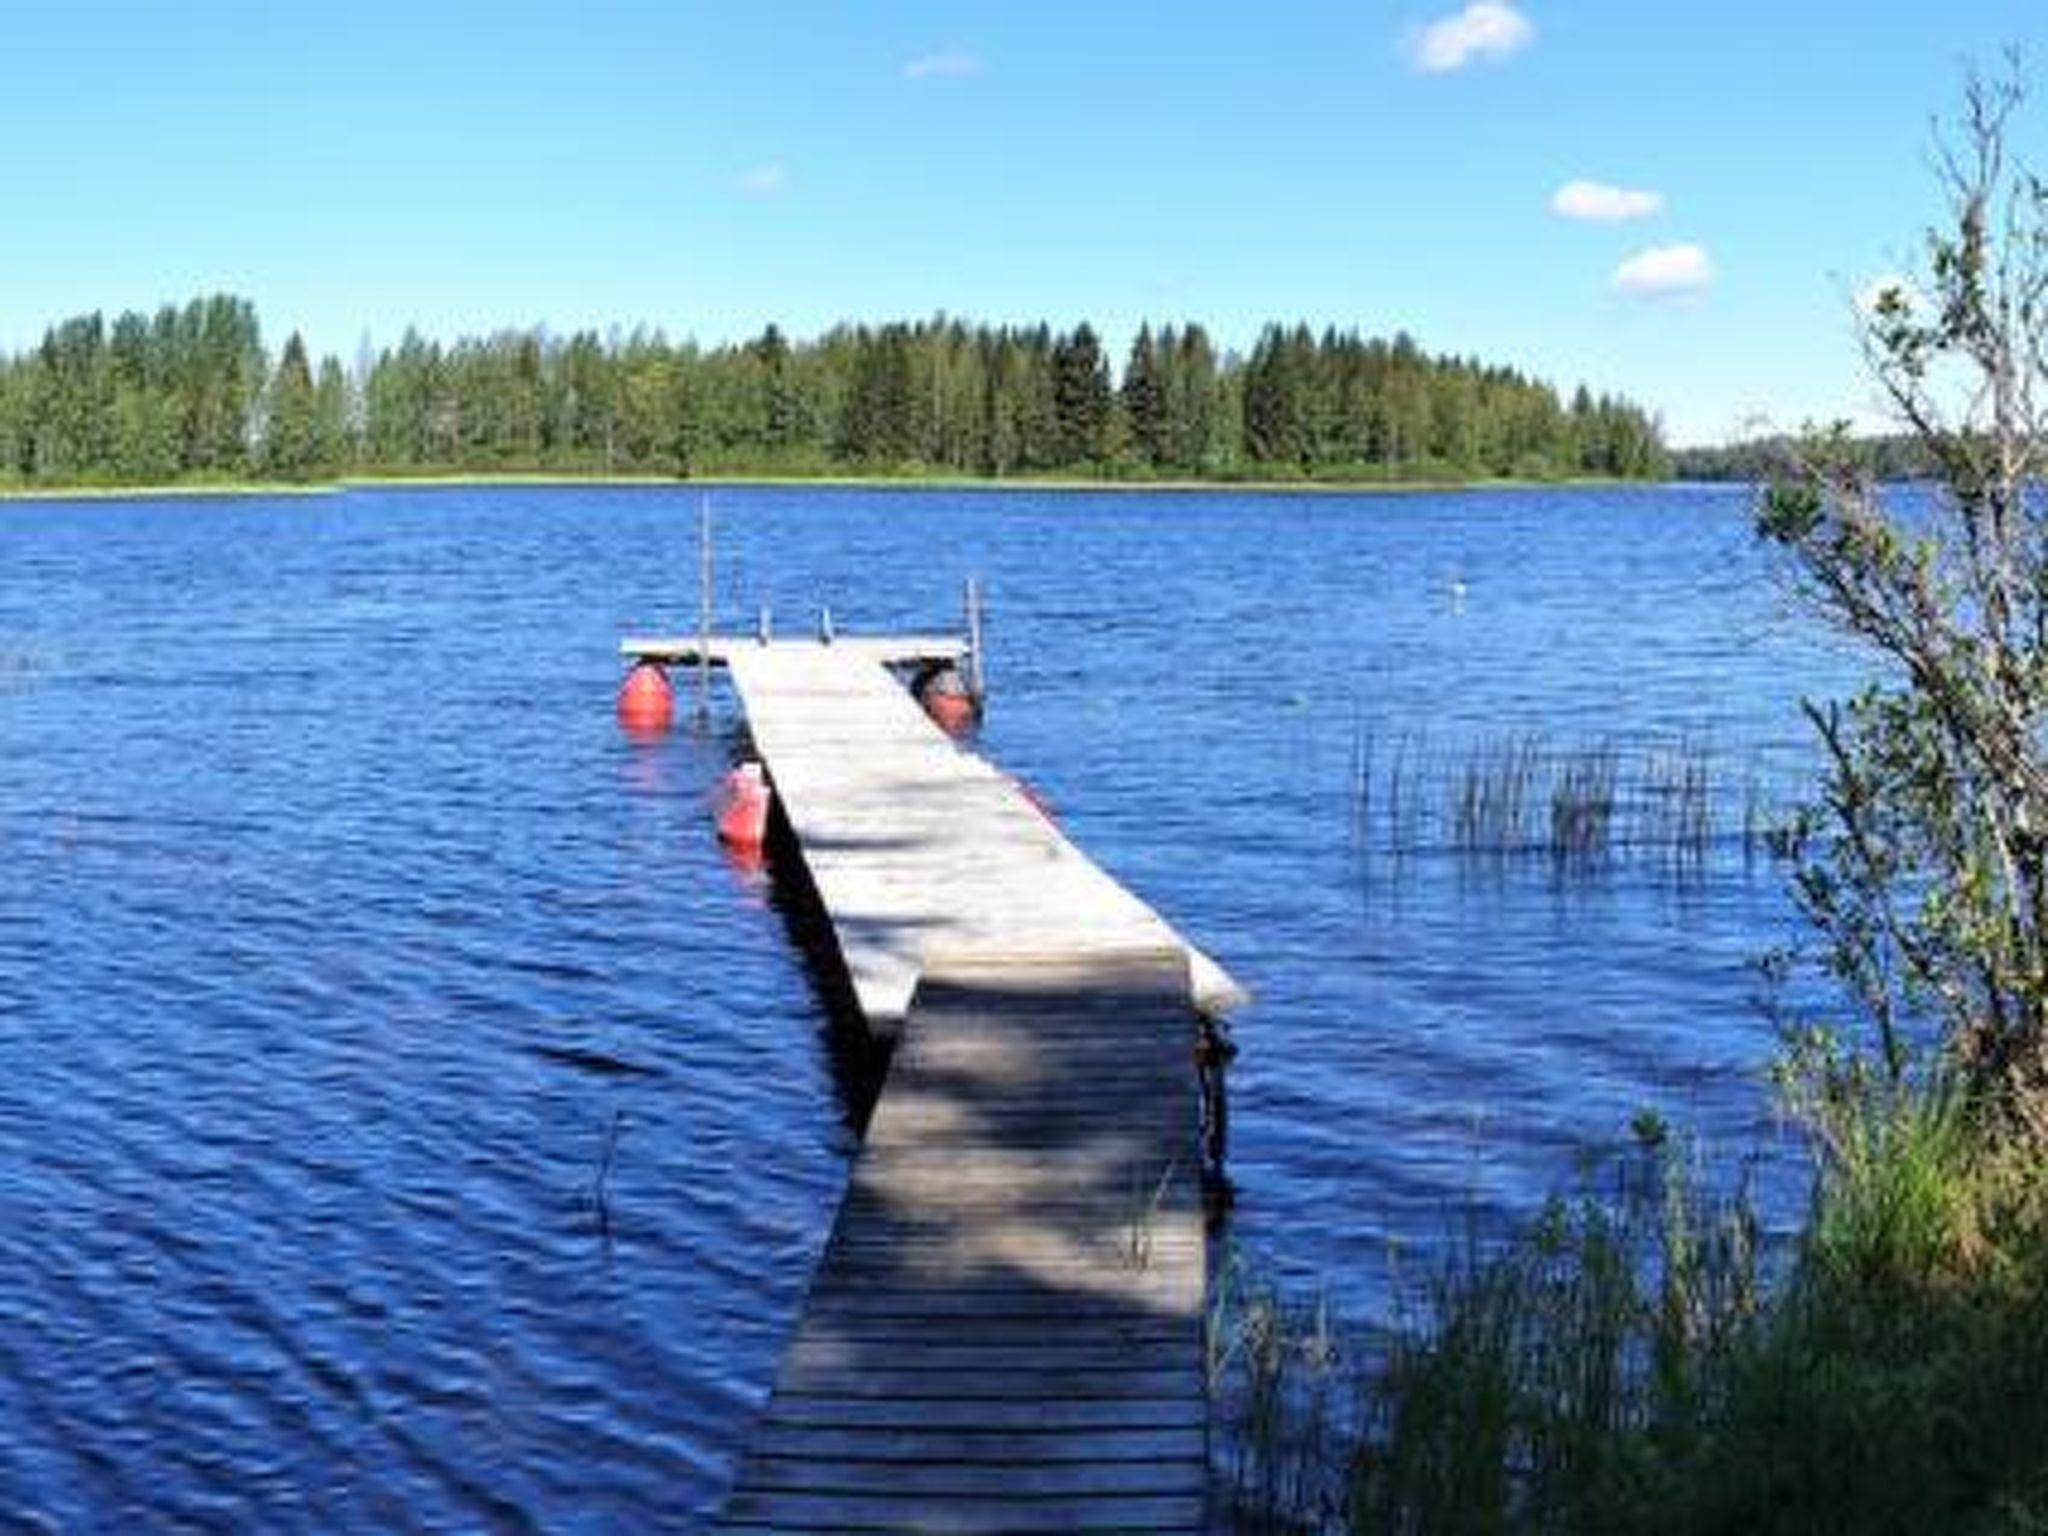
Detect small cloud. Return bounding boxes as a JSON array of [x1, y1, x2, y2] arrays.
[[902, 46, 983, 81], [1410, 2, 1534, 74], [1551, 178, 1663, 223], [1611, 242, 1715, 300], [732, 161, 789, 197]]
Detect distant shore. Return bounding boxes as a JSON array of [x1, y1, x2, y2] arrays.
[[0, 480, 341, 502], [0, 469, 1665, 504]]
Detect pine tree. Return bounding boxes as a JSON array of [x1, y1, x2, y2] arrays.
[[1159, 325, 1222, 474], [1051, 323, 1111, 467], [312, 357, 352, 472], [1121, 325, 1165, 469], [755, 324, 801, 452], [262, 333, 318, 478]]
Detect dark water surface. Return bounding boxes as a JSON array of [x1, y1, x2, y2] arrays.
[[0, 483, 1838, 1529]]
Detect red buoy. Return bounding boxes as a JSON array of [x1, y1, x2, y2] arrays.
[[913, 662, 980, 737], [716, 761, 773, 849], [616, 662, 675, 735], [922, 689, 978, 736]]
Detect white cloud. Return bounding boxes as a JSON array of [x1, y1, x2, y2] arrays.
[[732, 161, 790, 197], [1551, 178, 1663, 223], [1410, 2, 1534, 74], [902, 47, 984, 81], [1611, 243, 1715, 300]]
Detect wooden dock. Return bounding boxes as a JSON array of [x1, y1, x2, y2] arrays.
[[619, 635, 1244, 1031], [620, 630, 1236, 1532], [621, 633, 968, 672], [715, 951, 1209, 1534]]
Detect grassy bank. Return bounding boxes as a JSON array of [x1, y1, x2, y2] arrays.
[[0, 479, 339, 502], [1215, 1094, 2048, 1533], [0, 467, 1660, 503]]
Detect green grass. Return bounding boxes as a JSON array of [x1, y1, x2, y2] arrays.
[[0, 478, 338, 502], [0, 466, 1659, 504], [1214, 1095, 2048, 1533]]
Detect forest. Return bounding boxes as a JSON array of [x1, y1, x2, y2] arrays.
[[0, 294, 1669, 488], [1672, 431, 1936, 482]]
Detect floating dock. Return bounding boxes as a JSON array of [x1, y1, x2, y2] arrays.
[[619, 629, 1238, 1533]]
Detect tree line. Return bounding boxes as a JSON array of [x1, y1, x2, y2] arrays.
[[0, 295, 1669, 487], [1672, 431, 1936, 482]]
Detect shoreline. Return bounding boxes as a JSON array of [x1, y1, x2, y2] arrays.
[[0, 469, 1669, 504], [0, 481, 342, 503]]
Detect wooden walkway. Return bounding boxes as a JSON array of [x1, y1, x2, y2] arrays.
[[617, 633, 1236, 1531], [620, 636, 1244, 1031], [715, 951, 1209, 1534]]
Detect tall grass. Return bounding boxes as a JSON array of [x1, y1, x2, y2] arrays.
[[1351, 728, 1776, 877], [1209, 1259, 1348, 1526], [1549, 743, 1619, 871], [1211, 1095, 2048, 1533]]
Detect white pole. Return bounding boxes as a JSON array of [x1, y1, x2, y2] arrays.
[[965, 575, 985, 702], [697, 494, 713, 722]]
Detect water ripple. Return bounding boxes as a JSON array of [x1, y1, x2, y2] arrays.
[[0, 483, 1837, 1526]]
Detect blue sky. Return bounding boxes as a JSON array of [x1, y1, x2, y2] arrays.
[[3, 2, 2045, 445]]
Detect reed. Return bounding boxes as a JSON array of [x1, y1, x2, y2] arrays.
[[1639, 740, 1715, 867], [1549, 742, 1619, 869], [586, 1109, 627, 1243], [1209, 1253, 1349, 1529], [1209, 1095, 2048, 1533], [1350, 728, 1778, 878], [1453, 735, 1544, 855]]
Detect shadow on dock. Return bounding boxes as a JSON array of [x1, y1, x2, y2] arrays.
[[715, 952, 1211, 1534]]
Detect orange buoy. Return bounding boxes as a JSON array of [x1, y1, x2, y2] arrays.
[[716, 761, 773, 849], [915, 665, 980, 736], [616, 662, 675, 735], [922, 689, 978, 736]]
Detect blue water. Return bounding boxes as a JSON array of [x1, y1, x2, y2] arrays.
[[0, 483, 1840, 1529]]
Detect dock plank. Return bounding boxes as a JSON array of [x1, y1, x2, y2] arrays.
[[677, 635, 1230, 1532], [715, 643, 1242, 1029], [721, 1491, 1208, 1534], [715, 958, 1211, 1533]]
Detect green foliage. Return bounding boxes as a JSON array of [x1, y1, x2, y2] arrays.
[[1760, 66, 2048, 1138], [1051, 321, 1112, 466], [0, 299, 1667, 490], [1675, 432, 1938, 483], [262, 333, 318, 479], [1218, 63, 2048, 1536], [1679, 1091, 2048, 1536], [1353, 1129, 1759, 1536], [1216, 1097, 2048, 1535], [1121, 324, 1165, 466]]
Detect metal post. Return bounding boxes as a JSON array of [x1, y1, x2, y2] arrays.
[[964, 576, 985, 703], [697, 495, 713, 722]]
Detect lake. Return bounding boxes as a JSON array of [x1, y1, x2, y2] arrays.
[[0, 482, 1842, 1529]]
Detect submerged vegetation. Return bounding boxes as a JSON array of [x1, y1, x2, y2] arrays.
[[0, 300, 1666, 491], [1218, 66, 2048, 1533]]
